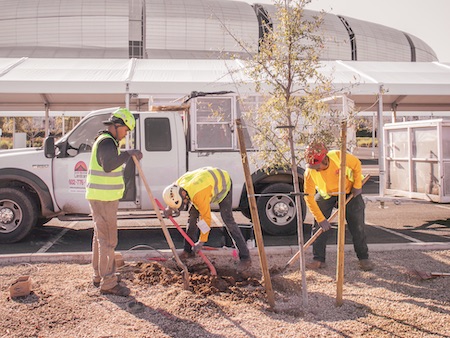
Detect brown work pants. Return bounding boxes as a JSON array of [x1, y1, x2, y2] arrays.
[[89, 199, 119, 290]]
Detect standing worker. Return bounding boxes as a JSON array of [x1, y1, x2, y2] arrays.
[[86, 108, 143, 296], [163, 167, 252, 273], [303, 142, 373, 271]]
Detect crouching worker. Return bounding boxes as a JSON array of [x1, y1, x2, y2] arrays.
[[303, 142, 373, 271], [163, 167, 252, 273]]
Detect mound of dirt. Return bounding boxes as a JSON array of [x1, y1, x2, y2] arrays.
[[134, 260, 265, 300]]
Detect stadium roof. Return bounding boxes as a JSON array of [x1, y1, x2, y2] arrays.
[[0, 0, 438, 62], [0, 57, 449, 113]]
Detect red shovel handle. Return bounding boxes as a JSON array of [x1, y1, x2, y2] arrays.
[[155, 199, 195, 245], [155, 198, 217, 276]]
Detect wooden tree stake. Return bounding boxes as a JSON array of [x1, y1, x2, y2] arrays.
[[236, 119, 275, 308], [336, 121, 347, 306], [132, 156, 190, 290]]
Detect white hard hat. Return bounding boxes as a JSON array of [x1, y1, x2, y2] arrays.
[[163, 184, 183, 210]]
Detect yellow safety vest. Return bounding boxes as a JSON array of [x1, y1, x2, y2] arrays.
[[85, 133, 125, 201], [309, 150, 355, 199], [177, 167, 231, 205]]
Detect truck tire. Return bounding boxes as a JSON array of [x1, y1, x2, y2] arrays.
[[0, 188, 38, 243], [257, 183, 305, 236]]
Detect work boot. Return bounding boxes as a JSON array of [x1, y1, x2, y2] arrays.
[[93, 273, 121, 288], [100, 284, 130, 297], [305, 260, 327, 270], [359, 259, 374, 271], [178, 251, 195, 261], [236, 259, 252, 273]]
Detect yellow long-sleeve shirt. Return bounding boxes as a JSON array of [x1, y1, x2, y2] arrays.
[[177, 167, 231, 243], [304, 151, 362, 223], [189, 185, 214, 242]]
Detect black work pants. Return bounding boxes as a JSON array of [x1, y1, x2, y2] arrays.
[[311, 193, 369, 263]]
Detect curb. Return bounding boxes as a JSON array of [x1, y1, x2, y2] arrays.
[[1, 242, 450, 265]]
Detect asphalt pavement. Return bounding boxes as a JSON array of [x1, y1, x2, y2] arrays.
[[1, 191, 449, 261], [1, 147, 450, 264]]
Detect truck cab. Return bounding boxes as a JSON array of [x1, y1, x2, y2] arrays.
[[0, 97, 306, 244]]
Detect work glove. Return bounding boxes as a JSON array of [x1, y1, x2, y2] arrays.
[[193, 241, 205, 254], [318, 219, 332, 232], [127, 149, 143, 160], [351, 187, 362, 197], [163, 207, 180, 218], [163, 207, 173, 218]]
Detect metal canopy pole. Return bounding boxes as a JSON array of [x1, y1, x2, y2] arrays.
[[377, 85, 385, 197], [44, 103, 49, 138], [372, 112, 376, 158]]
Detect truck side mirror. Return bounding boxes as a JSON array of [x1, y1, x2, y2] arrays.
[[44, 136, 55, 158]]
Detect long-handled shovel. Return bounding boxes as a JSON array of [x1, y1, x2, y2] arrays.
[[132, 156, 190, 289], [281, 174, 371, 272], [154, 198, 217, 276], [406, 269, 450, 280]]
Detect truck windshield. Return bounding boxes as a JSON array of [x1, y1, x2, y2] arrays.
[[57, 113, 110, 154]]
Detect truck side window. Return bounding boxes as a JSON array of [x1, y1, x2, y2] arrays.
[[145, 117, 171, 151]]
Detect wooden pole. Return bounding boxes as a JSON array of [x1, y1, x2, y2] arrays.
[[235, 119, 275, 308], [132, 156, 190, 290], [336, 121, 347, 306]]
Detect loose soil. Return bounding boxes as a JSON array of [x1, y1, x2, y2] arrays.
[[1, 249, 450, 337]]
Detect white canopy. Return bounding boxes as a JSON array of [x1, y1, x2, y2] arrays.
[[1, 57, 450, 113]]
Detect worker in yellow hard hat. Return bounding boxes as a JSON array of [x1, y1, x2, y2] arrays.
[[163, 167, 251, 274], [86, 108, 143, 296]]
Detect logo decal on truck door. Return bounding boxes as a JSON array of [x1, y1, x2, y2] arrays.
[[69, 161, 87, 193]]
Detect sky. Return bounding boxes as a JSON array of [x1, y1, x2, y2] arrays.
[[235, 0, 450, 63]]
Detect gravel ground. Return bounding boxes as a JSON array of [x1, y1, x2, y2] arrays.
[[1, 249, 450, 338]]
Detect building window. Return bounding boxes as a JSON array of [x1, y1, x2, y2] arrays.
[[129, 40, 143, 59]]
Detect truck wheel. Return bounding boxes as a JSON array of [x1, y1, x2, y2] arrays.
[[257, 183, 305, 236], [0, 188, 38, 243]]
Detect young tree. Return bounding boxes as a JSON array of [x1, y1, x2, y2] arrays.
[[232, 0, 346, 306], [242, 0, 337, 166], [0, 117, 14, 149], [210, 0, 357, 306], [15, 117, 45, 147], [0, 117, 14, 135]]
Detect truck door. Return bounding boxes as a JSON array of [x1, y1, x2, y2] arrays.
[[51, 110, 139, 214], [137, 112, 185, 210]]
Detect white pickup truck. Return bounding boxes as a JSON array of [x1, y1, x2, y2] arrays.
[[0, 97, 305, 243]]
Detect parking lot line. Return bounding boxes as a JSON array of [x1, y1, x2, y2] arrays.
[[434, 204, 450, 210], [366, 222, 423, 243], [36, 221, 79, 253]]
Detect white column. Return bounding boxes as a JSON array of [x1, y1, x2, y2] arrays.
[[377, 85, 385, 197]]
